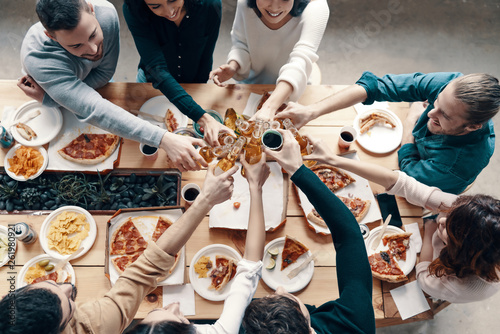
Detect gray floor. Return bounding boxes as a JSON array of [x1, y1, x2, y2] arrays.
[[1, 0, 499, 332]]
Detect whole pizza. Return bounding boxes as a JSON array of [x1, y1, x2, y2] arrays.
[[109, 216, 180, 276], [58, 133, 120, 165]]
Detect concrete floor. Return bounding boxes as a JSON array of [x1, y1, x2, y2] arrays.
[[1, 0, 499, 332]]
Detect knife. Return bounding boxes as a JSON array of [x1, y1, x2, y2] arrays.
[[371, 214, 392, 251]]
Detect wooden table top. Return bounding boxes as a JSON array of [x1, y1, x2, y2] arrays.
[[0, 80, 431, 327]]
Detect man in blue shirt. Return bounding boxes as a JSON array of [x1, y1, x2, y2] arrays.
[[279, 71, 499, 194]]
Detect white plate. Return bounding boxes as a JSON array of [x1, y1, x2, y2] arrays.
[[0, 225, 16, 267], [139, 95, 188, 130], [353, 108, 403, 154], [261, 237, 314, 293], [189, 244, 242, 301], [17, 254, 76, 289], [40, 206, 97, 260], [4, 144, 48, 181], [364, 225, 417, 276], [11, 100, 63, 146]]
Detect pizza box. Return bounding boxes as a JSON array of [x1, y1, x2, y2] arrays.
[[104, 206, 185, 286], [209, 162, 289, 232], [0, 169, 181, 215]]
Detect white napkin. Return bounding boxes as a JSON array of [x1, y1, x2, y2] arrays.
[[404, 222, 423, 253], [242, 92, 265, 118], [353, 101, 390, 114], [390, 281, 430, 320], [1, 106, 16, 126], [47, 108, 119, 172], [163, 284, 196, 316], [209, 162, 285, 231]]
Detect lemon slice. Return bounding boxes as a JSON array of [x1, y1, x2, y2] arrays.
[[266, 258, 276, 270]]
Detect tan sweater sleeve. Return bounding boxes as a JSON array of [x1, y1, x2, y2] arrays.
[[70, 242, 175, 334]]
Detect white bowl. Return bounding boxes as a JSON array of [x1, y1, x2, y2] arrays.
[[4, 144, 48, 181], [40, 206, 97, 260]]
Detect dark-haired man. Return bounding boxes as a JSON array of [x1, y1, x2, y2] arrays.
[[279, 72, 499, 194], [18, 0, 206, 171], [0, 164, 238, 334]]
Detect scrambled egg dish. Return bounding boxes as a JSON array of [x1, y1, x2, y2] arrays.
[[47, 211, 89, 255]]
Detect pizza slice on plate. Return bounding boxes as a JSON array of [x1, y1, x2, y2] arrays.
[[281, 235, 309, 271], [382, 232, 412, 261], [110, 218, 147, 255], [58, 133, 120, 165], [368, 250, 407, 283], [310, 164, 355, 193], [306, 209, 327, 228], [208, 255, 237, 291], [307, 197, 370, 227], [164, 109, 179, 132], [359, 111, 396, 134]]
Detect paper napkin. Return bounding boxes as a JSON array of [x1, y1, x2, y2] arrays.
[[242, 92, 265, 118], [404, 222, 423, 253], [353, 101, 390, 114], [163, 284, 196, 316], [390, 281, 430, 320]]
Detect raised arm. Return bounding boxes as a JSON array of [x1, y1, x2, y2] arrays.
[[240, 154, 270, 261], [304, 135, 398, 189], [278, 84, 368, 129], [264, 130, 375, 333], [156, 164, 238, 254]]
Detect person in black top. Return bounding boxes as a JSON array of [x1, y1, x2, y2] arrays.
[[242, 129, 376, 334]]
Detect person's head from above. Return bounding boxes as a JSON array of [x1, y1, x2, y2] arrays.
[[36, 0, 104, 61], [125, 0, 197, 25], [247, 0, 310, 29], [0, 281, 77, 334], [429, 194, 500, 281], [127, 302, 196, 333], [242, 285, 314, 334], [426, 73, 500, 136]]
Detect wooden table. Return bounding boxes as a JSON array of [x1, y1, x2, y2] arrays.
[[0, 81, 439, 327]]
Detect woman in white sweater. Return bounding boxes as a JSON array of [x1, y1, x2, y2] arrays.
[[127, 155, 270, 333], [304, 135, 500, 304], [210, 0, 329, 122]]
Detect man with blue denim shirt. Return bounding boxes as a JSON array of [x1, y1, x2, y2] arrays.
[[278, 71, 500, 194]]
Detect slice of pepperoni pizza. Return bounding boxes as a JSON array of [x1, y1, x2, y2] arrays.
[[58, 133, 120, 165], [151, 216, 173, 242], [110, 218, 148, 255], [368, 250, 407, 283]]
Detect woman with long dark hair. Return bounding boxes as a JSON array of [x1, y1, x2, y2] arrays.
[[304, 135, 500, 303], [123, 0, 231, 145]]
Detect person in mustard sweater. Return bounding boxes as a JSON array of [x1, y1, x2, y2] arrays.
[[0, 164, 238, 334]]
